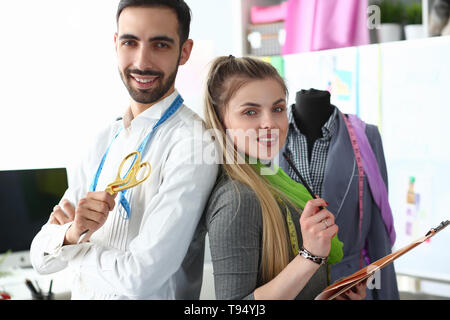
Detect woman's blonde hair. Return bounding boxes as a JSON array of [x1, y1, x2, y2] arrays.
[[203, 56, 290, 282]]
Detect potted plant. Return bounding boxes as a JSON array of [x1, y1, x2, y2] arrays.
[[404, 2, 425, 40], [377, 0, 405, 43]]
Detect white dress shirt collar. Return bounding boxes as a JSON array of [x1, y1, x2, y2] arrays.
[[123, 89, 180, 129]]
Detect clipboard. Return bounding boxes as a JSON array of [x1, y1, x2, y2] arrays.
[[315, 220, 450, 300]]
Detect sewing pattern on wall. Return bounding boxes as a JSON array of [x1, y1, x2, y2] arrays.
[[283, 46, 359, 116], [380, 37, 450, 282], [405, 176, 431, 242]]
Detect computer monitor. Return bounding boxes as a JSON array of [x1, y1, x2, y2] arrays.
[[0, 168, 68, 268]]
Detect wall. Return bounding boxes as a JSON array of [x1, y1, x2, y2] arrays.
[[0, 1, 123, 172], [281, 36, 450, 297], [0, 0, 238, 172]]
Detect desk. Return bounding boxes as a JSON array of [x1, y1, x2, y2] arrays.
[[2, 263, 214, 300], [0, 267, 71, 300]]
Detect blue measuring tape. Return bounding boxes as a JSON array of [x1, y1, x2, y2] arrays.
[[89, 94, 184, 219]]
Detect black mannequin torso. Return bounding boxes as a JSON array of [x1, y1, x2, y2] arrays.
[[292, 89, 335, 161]]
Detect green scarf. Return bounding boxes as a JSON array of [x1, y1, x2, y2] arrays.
[[252, 161, 344, 265]]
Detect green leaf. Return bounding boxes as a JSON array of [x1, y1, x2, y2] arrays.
[[379, 0, 405, 24], [405, 2, 422, 25]]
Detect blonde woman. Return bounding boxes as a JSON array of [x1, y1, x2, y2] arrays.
[[203, 56, 367, 300]]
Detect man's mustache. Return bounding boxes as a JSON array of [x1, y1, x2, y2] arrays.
[[126, 68, 164, 77]]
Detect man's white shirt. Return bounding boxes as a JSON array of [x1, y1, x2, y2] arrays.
[[30, 90, 218, 299]]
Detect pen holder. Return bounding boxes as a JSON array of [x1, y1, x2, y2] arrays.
[[31, 292, 54, 300]]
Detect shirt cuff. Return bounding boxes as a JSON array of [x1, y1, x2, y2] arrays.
[[43, 222, 90, 262], [42, 222, 72, 256]]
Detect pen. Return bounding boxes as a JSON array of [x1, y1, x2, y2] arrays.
[[283, 152, 326, 209], [283, 152, 315, 197], [48, 279, 53, 296], [25, 279, 39, 296], [35, 280, 42, 296]]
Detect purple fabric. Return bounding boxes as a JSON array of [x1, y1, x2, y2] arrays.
[[348, 115, 396, 246], [250, 2, 288, 24], [282, 0, 370, 55]]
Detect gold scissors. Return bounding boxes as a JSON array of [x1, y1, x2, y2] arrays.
[[78, 151, 151, 244], [105, 151, 151, 195]]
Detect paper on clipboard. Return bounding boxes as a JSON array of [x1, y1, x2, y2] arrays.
[[315, 220, 450, 300]]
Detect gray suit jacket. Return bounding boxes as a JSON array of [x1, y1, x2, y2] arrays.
[[203, 174, 328, 300], [280, 111, 400, 300]]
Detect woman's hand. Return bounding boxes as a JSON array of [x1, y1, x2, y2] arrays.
[[49, 199, 75, 225], [299, 198, 338, 258], [335, 282, 367, 300]]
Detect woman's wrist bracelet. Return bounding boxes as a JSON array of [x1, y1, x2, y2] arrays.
[[298, 246, 328, 266]]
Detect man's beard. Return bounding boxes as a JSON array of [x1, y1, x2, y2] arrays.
[[119, 64, 179, 105]]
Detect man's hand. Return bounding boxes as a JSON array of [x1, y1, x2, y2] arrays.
[[49, 199, 75, 225], [63, 192, 116, 245]]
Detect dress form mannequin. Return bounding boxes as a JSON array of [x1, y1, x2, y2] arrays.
[[281, 88, 400, 299], [292, 89, 335, 161]]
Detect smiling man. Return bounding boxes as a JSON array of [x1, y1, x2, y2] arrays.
[[30, 0, 218, 300], [115, 2, 192, 115]]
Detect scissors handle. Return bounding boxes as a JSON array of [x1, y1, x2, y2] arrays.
[[110, 162, 151, 194], [105, 152, 151, 195]]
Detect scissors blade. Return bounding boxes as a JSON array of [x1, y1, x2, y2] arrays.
[[77, 229, 89, 244]]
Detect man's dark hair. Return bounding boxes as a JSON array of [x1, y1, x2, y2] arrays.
[[116, 0, 192, 45]]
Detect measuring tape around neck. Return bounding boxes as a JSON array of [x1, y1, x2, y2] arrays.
[[341, 112, 365, 269], [90, 94, 184, 219], [273, 194, 299, 257]]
